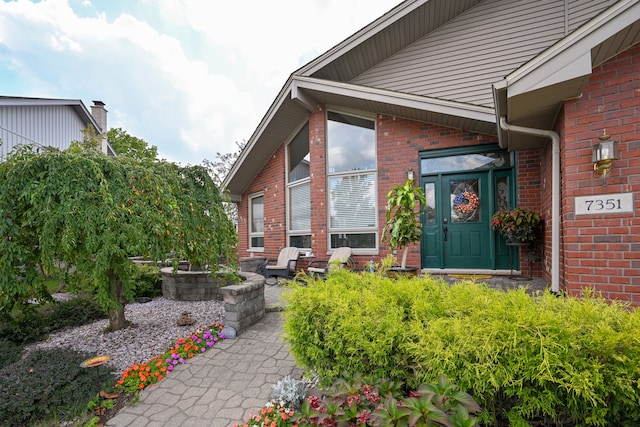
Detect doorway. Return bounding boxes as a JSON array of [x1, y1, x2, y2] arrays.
[[419, 147, 515, 270]]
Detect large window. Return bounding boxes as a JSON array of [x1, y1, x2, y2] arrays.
[[327, 111, 377, 250], [288, 123, 311, 249], [249, 193, 264, 250]]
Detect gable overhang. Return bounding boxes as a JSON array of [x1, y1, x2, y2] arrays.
[[493, 0, 640, 151], [296, 0, 484, 81], [223, 76, 496, 201], [0, 96, 101, 131]]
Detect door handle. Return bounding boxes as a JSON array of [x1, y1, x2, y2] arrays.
[[443, 218, 448, 242]]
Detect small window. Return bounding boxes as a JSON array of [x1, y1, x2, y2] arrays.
[[249, 194, 264, 249]]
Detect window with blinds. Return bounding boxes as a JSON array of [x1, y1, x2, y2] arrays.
[[327, 111, 377, 250], [249, 194, 264, 249], [287, 124, 311, 249]]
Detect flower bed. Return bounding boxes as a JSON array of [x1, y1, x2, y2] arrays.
[[116, 323, 226, 392]]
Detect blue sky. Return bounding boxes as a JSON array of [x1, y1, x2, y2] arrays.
[[0, 0, 398, 165]]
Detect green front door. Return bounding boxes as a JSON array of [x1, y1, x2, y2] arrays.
[[442, 173, 490, 268], [421, 172, 494, 269], [419, 146, 515, 270]]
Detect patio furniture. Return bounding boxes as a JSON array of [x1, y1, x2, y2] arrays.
[[261, 247, 300, 284], [308, 247, 352, 278]]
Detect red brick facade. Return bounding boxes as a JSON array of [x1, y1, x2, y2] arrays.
[[560, 44, 640, 303], [237, 44, 639, 302]]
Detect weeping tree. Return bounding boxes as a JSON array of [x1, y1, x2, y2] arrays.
[[0, 144, 237, 331]]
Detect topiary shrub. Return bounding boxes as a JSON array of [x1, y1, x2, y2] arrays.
[[283, 271, 640, 426], [0, 348, 116, 427]]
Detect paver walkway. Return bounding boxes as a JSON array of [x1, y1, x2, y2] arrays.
[[106, 284, 301, 427]]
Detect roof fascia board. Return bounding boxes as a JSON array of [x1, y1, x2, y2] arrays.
[[505, 0, 639, 97], [295, 0, 427, 77], [0, 96, 100, 132], [292, 75, 496, 123], [223, 77, 294, 188]]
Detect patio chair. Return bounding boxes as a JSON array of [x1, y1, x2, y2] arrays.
[[262, 247, 300, 284], [307, 247, 352, 278]]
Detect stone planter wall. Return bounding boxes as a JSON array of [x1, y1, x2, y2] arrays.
[[219, 272, 265, 334], [239, 256, 266, 274], [160, 267, 225, 301]]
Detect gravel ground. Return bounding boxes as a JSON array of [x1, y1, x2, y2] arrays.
[[25, 296, 225, 376]]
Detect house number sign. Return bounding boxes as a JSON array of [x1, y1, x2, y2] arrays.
[[574, 192, 634, 215]]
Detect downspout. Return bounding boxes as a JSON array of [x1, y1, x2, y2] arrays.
[[499, 117, 560, 293]]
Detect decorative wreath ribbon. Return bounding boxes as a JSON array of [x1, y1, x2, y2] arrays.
[[453, 191, 479, 213]]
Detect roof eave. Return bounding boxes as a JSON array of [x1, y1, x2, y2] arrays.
[[494, 0, 640, 151]]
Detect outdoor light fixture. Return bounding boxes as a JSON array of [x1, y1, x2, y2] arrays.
[[407, 170, 414, 181], [592, 130, 617, 184]]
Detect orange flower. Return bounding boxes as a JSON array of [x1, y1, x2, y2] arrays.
[[138, 383, 144, 389]]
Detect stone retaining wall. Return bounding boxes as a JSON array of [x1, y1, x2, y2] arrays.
[[219, 272, 265, 334], [160, 267, 225, 301]]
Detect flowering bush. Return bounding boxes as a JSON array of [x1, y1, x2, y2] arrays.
[[490, 207, 541, 242], [237, 374, 480, 427], [116, 323, 225, 392], [234, 401, 297, 427]]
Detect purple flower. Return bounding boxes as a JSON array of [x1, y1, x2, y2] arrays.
[[167, 365, 173, 371], [172, 360, 178, 365], [197, 339, 202, 344], [201, 348, 206, 352], [179, 358, 185, 364], [171, 353, 179, 359]]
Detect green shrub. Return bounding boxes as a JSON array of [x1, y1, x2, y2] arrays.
[[0, 339, 24, 370], [283, 271, 640, 426], [0, 348, 116, 427], [0, 296, 107, 345], [130, 264, 163, 300]]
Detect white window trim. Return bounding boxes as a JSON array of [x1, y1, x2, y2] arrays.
[[248, 192, 264, 252]]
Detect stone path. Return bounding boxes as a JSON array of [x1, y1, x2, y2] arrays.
[[106, 284, 300, 427]]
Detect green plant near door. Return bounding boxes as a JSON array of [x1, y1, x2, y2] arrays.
[[490, 207, 541, 242], [382, 179, 426, 269]]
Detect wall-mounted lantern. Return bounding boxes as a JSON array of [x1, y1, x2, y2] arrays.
[[592, 130, 617, 184]]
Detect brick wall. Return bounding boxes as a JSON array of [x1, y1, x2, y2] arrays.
[[238, 110, 544, 275], [561, 43, 640, 303], [236, 145, 287, 261]]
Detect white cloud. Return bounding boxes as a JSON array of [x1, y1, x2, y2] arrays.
[[0, 0, 398, 164]]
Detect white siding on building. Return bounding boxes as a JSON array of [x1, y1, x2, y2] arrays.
[[0, 105, 90, 160]]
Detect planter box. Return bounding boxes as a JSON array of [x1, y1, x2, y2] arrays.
[[387, 266, 419, 279], [160, 267, 230, 301]]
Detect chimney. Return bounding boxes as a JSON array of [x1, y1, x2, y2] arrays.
[[90, 100, 108, 133]]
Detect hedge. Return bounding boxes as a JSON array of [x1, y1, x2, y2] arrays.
[[283, 271, 640, 426]]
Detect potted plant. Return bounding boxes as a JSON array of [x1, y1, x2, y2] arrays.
[[382, 178, 426, 271], [490, 207, 541, 243]]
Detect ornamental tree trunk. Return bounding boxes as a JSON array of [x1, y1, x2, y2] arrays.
[[400, 246, 409, 269], [108, 277, 128, 331]]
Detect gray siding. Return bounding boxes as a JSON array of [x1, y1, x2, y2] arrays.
[[0, 105, 88, 160], [568, 0, 617, 33], [352, 0, 615, 108]]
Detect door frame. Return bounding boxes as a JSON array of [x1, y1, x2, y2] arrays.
[[419, 145, 516, 270]]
